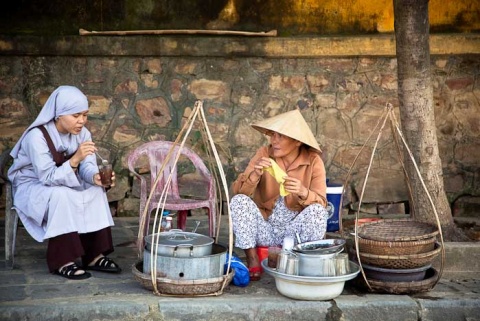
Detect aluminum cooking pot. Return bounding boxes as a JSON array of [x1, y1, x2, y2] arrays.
[[143, 244, 227, 280], [144, 229, 214, 258]]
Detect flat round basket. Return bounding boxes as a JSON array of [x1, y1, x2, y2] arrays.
[[357, 242, 442, 269], [357, 219, 439, 242], [358, 236, 436, 255], [355, 267, 439, 294], [132, 261, 234, 296]]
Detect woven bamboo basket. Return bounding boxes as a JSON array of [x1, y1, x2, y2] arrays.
[[357, 219, 439, 242], [132, 261, 234, 296], [356, 242, 442, 269], [358, 236, 436, 255], [355, 267, 439, 294]]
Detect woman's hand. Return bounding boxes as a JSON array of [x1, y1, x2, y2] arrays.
[[250, 157, 272, 181], [70, 141, 97, 167], [283, 176, 308, 199], [253, 157, 272, 175]]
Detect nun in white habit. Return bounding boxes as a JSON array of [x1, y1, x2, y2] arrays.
[[8, 85, 121, 280]]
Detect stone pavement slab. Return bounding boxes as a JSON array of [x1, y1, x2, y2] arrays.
[[0, 216, 479, 321]]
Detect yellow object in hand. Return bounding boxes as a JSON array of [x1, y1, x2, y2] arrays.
[[264, 158, 290, 196]]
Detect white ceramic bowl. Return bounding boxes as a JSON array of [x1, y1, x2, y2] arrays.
[[261, 259, 360, 301]]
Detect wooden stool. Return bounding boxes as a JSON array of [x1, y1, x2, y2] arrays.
[[1, 148, 17, 269]]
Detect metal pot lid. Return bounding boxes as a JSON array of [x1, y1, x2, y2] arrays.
[[145, 230, 214, 247]]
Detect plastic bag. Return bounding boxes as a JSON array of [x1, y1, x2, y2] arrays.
[[224, 253, 250, 287]]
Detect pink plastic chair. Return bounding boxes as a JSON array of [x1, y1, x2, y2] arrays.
[[127, 141, 216, 239]]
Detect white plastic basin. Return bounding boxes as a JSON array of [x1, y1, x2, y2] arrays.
[[261, 259, 360, 301]]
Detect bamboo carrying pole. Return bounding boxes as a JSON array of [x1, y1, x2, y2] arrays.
[[139, 100, 234, 296], [79, 28, 277, 37]]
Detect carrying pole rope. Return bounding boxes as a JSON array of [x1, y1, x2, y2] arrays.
[[150, 104, 201, 293], [197, 103, 233, 292], [137, 105, 199, 257], [139, 100, 233, 295], [388, 106, 445, 281], [351, 103, 445, 289], [353, 106, 391, 289]]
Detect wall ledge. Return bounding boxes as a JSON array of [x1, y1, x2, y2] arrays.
[[0, 34, 479, 58]]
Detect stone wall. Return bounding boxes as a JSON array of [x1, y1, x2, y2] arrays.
[[0, 35, 479, 218]]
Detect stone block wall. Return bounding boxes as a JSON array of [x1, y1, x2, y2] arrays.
[[0, 35, 479, 218]]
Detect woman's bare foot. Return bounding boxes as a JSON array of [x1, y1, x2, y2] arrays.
[[245, 248, 261, 281], [88, 254, 104, 267], [85, 255, 122, 273], [59, 262, 87, 276]]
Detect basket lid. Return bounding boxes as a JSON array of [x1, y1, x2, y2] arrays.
[[357, 219, 439, 241]]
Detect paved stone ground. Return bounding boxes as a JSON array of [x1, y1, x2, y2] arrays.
[[0, 215, 479, 321]]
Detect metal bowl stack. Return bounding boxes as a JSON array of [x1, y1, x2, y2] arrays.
[[262, 238, 361, 300], [292, 239, 346, 277]]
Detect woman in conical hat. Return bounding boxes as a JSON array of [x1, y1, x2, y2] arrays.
[[231, 109, 328, 281], [8, 86, 121, 280]]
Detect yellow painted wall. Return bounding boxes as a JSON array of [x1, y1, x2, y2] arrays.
[[0, 0, 478, 36], [261, 0, 480, 34]]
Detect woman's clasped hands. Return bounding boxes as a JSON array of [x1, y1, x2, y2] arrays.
[[250, 157, 308, 199], [282, 176, 308, 199]]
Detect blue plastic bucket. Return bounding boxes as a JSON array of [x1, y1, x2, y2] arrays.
[[326, 183, 343, 232]]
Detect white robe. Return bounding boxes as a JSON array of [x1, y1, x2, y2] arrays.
[[8, 121, 114, 242]]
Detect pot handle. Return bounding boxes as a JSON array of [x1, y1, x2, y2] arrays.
[[173, 244, 195, 257]]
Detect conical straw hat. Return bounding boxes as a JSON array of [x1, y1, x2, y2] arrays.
[[251, 109, 322, 152]]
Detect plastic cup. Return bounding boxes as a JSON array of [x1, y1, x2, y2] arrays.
[[285, 256, 299, 275], [98, 163, 113, 186], [276, 251, 289, 273], [282, 236, 295, 250], [268, 246, 282, 268]]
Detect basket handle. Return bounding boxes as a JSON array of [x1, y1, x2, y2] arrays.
[[388, 106, 445, 282]]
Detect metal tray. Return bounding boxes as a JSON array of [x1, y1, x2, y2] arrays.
[[292, 239, 346, 254]]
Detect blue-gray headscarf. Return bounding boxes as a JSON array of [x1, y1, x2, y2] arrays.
[[10, 86, 88, 158]]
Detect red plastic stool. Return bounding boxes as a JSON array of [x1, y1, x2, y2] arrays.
[[256, 246, 269, 272]]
